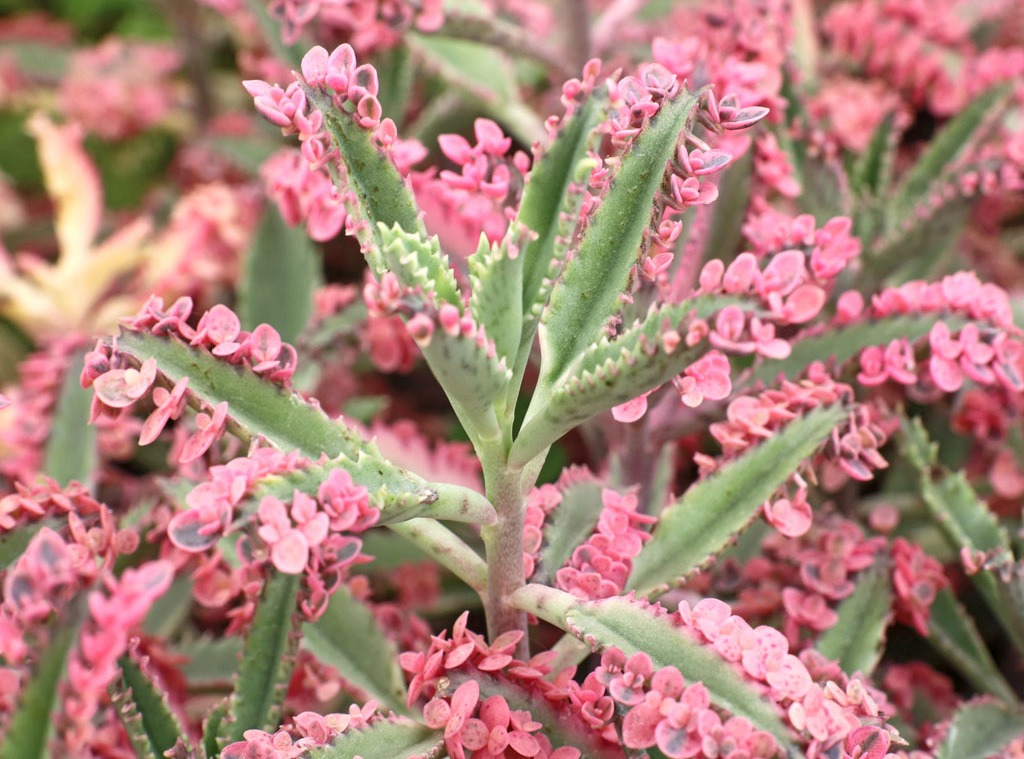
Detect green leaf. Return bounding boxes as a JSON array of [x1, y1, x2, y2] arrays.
[[927, 588, 1017, 703], [302, 584, 408, 711], [532, 480, 604, 585], [178, 636, 243, 687], [306, 86, 425, 270], [0, 621, 76, 759], [936, 700, 1024, 759], [751, 314, 962, 387], [239, 205, 321, 344], [223, 571, 302, 742], [242, 452, 495, 527], [307, 718, 442, 759], [202, 700, 230, 759], [117, 330, 368, 460], [900, 417, 1024, 655], [114, 654, 189, 759], [538, 93, 698, 383], [42, 348, 97, 487], [515, 588, 794, 749], [512, 295, 733, 467], [893, 85, 1012, 215], [378, 222, 462, 309], [406, 33, 545, 146], [628, 404, 846, 596], [815, 568, 891, 676], [469, 231, 524, 376]]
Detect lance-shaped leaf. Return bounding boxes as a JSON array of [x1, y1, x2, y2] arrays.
[[628, 404, 846, 596], [900, 417, 1024, 653], [509, 95, 605, 392], [0, 620, 77, 759], [935, 700, 1024, 759], [751, 314, 965, 387], [850, 112, 899, 200], [305, 87, 426, 270], [927, 588, 1018, 703], [531, 479, 604, 585], [239, 205, 321, 344], [538, 93, 698, 384], [469, 230, 524, 379], [510, 587, 794, 749], [42, 348, 97, 487], [892, 85, 1011, 216], [815, 568, 891, 677], [243, 452, 495, 527], [117, 330, 367, 460], [378, 222, 461, 309], [114, 652, 190, 759], [302, 584, 408, 711], [222, 571, 302, 743], [306, 718, 442, 759], [0, 520, 51, 571], [512, 295, 733, 466]]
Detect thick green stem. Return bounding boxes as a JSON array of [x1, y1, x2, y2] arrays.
[[480, 465, 529, 655]]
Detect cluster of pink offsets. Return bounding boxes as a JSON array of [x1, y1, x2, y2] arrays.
[[588, 648, 777, 759], [822, 0, 1024, 115], [423, 680, 581, 759], [523, 483, 563, 579], [673, 598, 895, 759], [262, 148, 347, 241], [612, 350, 732, 424], [555, 488, 656, 600], [433, 118, 531, 243], [222, 701, 380, 759], [891, 537, 947, 637], [262, 0, 443, 51]]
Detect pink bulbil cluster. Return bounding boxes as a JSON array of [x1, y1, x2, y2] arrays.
[[222, 701, 380, 759], [263, 0, 443, 51], [891, 538, 948, 636], [555, 488, 657, 600]]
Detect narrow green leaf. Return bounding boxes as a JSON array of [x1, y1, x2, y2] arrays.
[[532, 480, 604, 585], [927, 588, 1017, 703], [117, 330, 368, 461], [936, 700, 1024, 759], [307, 718, 442, 759], [42, 349, 97, 487], [302, 585, 408, 711], [539, 93, 698, 383], [469, 231, 524, 374], [519, 590, 794, 749], [223, 571, 302, 742], [816, 568, 891, 676], [115, 655, 189, 758], [178, 636, 243, 687], [850, 112, 899, 198], [0, 621, 76, 759], [239, 205, 321, 344], [894, 85, 1011, 214], [628, 405, 846, 596], [0, 520, 49, 571]]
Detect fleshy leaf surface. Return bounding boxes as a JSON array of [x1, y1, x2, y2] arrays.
[[815, 568, 891, 676]]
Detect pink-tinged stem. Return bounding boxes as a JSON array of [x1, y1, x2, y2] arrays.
[[480, 466, 529, 656]]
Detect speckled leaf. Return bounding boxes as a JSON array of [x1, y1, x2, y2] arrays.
[[539, 93, 698, 383], [816, 568, 891, 676], [307, 718, 442, 759], [302, 584, 407, 711], [628, 405, 846, 597], [222, 571, 302, 743], [936, 700, 1024, 759]]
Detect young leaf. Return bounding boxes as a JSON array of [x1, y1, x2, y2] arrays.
[[628, 404, 846, 596], [378, 222, 462, 309], [511, 586, 794, 749], [927, 588, 1018, 703], [935, 700, 1024, 759], [306, 718, 442, 759], [42, 348, 97, 487], [538, 93, 698, 383], [531, 479, 604, 585], [114, 653, 190, 759], [239, 205, 321, 344], [893, 84, 1012, 215], [815, 568, 891, 676], [202, 700, 230, 759], [468, 231, 524, 378], [0, 621, 77, 759], [512, 295, 735, 466], [302, 584, 408, 711], [222, 571, 302, 743]]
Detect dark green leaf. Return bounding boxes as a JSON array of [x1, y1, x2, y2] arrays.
[[114, 655, 189, 758], [936, 700, 1024, 759], [532, 480, 604, 585], [816, 568, 891, 676], [42, 349, 97, 487]]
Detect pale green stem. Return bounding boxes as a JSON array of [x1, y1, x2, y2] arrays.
[[387, 519, 487, 594], [507, 583, 576, 629]]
